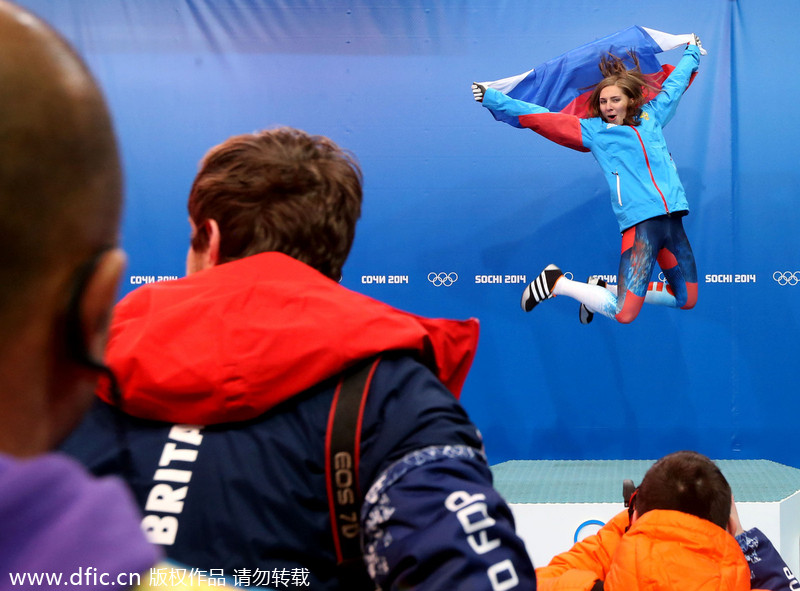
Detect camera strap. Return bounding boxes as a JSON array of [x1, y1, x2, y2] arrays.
[[325, 356, 380, 565]]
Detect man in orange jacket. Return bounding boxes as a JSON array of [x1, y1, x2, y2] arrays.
[[536, 451, 798, 590]]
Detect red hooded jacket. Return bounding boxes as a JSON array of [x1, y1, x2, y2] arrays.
[[98, 252, 479, 425]]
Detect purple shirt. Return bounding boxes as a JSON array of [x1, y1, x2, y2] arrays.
[[0, 452, 160, 590]]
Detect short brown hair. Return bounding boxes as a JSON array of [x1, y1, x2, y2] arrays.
[[635, 450, 732, 529], [188, 127, 362, 280]]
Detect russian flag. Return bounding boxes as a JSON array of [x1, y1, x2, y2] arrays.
[[479, 26, 706, 128]]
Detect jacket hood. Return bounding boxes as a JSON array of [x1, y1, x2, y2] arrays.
[[98, 252, 479, 425], [606, 510, 751, 590]]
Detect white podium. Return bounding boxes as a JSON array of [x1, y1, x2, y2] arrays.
[[491, 459, 800, 576]]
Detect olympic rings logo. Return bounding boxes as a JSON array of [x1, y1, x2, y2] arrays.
[[428, 272, 458, 287], [773, 271, 800, 286]]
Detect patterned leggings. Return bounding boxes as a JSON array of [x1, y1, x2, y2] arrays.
[[614, 214, 698, 323]]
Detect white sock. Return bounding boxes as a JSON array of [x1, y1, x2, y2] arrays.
[[643, 281, 679, 308], [553, 276, 617, 316]]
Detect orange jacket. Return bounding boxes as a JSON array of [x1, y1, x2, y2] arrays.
[[537, 509, 767, 591]]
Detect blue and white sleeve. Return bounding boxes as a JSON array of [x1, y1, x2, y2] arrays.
[[362, 445, 537, 591], [737, 528, 799, 591]]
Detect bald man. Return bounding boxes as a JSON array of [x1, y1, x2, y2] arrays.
[[0, 1, 160, 587]]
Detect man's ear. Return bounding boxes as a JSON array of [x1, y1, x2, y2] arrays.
[[204, 219, 221, 267], [186, 219, 221, 276], [78, 248, 126, 362]]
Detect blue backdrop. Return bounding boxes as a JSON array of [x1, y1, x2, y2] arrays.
[[21, 1, 800, 467]]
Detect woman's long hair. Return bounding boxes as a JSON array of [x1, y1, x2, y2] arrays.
[[587, 51, 659, 126]]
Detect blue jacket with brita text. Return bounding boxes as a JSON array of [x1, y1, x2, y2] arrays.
[[61, 252, 537, 591]]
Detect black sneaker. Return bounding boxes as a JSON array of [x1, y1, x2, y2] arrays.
[[579, 276, 607, 324], [521, 264, 563, 312]]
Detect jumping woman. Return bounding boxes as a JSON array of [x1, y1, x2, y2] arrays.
[[473, 35, 703, 324]]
